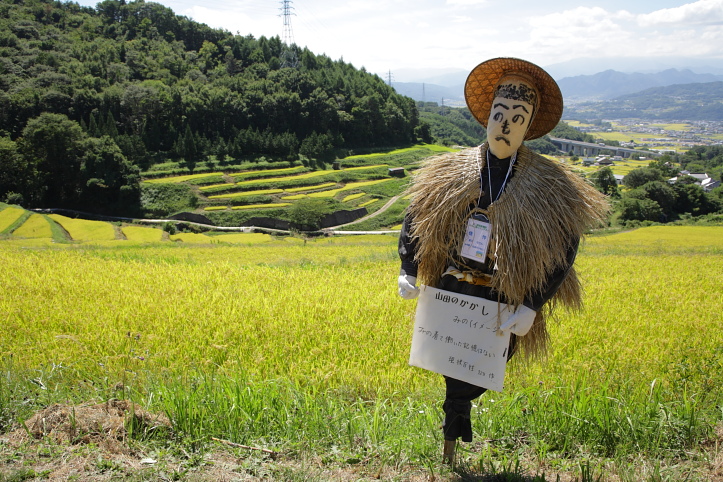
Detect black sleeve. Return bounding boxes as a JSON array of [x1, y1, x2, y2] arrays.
[[398, 212, 419, 277], [523, 236, 579, 311]]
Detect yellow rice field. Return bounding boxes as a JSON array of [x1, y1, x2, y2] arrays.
[[9, 213, 52, 238], [1, 223, 721, 402]]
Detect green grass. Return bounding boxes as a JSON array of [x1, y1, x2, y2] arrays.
[[338, 196, 409, 231]]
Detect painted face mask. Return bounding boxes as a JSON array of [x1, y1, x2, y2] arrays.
[[486, 78, 537, 159]]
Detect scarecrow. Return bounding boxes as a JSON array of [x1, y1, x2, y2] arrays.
[[397, 57, 609, 462]]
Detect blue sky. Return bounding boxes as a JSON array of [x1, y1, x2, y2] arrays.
[[72, 0, 723, 78]]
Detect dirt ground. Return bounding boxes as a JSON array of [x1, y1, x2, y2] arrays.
[[0, 400, 436, 481], [1, 401, 722, 481]]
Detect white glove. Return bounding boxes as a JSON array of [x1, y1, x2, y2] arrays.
[[499, 305, 536, 336], [398, 274, 420, 299]]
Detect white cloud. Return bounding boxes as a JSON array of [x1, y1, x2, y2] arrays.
[[446, 0, 488, 5], [514, 7, 636, 62], [450, 15, 474, 23], [181, 6, 257, 32], [73, 0, 723, 73], [638, 0, 723, 26], [501, 3, 723, 65]]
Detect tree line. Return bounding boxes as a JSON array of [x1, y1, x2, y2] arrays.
[[0, 0, 422, 214]]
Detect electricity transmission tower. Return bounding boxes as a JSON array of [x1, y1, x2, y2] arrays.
[[279, 0, 298, 68], [386, 70, 394, 86]]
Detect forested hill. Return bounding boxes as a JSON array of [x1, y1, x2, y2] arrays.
[[0, 0, 422, 214]]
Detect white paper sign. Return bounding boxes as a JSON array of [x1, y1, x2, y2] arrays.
[[409, 285, 512, 392]]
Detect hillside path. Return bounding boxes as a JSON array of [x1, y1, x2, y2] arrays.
[[324, 194, 403, 233]]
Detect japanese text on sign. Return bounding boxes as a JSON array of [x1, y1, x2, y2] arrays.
[[408, 285, 512, 392]]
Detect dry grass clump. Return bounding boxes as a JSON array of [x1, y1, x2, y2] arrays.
[[10, 399, 171, 448]]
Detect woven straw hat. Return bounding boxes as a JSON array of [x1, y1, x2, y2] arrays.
[[465, 57, 563, 140]]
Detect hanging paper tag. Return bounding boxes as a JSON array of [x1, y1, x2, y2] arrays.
[[460, 213, 491, 263], [409, 286, 512, 392]]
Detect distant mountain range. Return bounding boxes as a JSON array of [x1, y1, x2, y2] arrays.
[[558, 69, 723, 101], [389, 60, 723, 120], [564, 81, 723, 121], [543, 56, 723, 79], [391, 68, 723, 108]]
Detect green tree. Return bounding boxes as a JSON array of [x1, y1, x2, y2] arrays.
[[640, 181, 676, 217], [286, 197, 337, 230], [550, 121, 595, 142], [648, 156, 678, 177], [672, 183, 711, 216], [617, 197, 663, 223], [80, 136, 140, 215], [18, 113, 87, 206], [0, 136, 39, 206], [300, 131, 333, 162], [0, 0, 427, 213], [180, 124, 198, 172], [623, 167, 664, 189], [590, 166, 618, 196], [414, 121, 433, 143]]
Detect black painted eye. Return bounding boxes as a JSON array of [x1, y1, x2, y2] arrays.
[[493, 112, 503, 122], [512, 114, 525, 124]]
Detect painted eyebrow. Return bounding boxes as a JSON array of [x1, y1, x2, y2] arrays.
[[512, 104, 530, 113], [492, 103, 509, 110]]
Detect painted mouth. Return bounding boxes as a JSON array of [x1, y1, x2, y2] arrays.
[[495, 136, 511, 146]]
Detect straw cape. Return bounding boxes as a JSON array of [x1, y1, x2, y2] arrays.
[[405, 143, 610, 358]]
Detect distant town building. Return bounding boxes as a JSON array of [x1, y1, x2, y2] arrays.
[[668, 171, 720, 191], [701, 178, 721, 191]]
